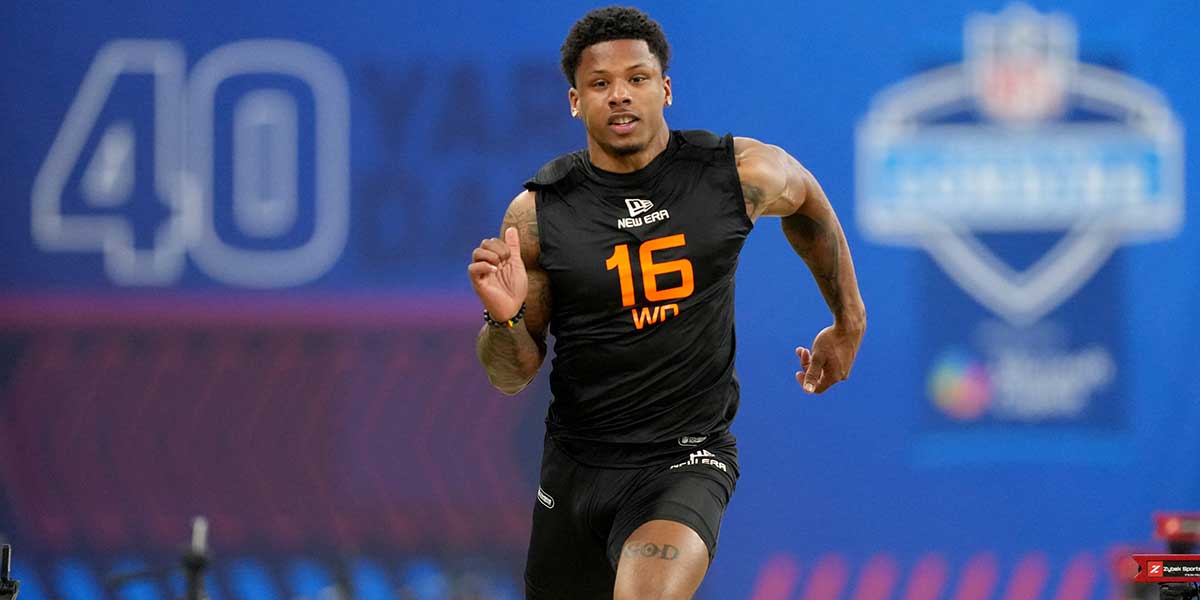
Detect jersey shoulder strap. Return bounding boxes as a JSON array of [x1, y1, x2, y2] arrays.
[[524, 150, 586, 193], [676, 129, 735, 164], [678, 129, 725, 149]]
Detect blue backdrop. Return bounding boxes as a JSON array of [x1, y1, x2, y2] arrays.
[[1, 1, 1198, 599]]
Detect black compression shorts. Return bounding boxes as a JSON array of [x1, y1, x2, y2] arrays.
[[524, 434, 739, 599]]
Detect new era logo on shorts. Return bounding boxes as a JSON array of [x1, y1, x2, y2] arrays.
[[670, 449, 728, 473]]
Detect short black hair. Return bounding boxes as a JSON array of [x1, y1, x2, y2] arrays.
[[560, 6, 671, 88]]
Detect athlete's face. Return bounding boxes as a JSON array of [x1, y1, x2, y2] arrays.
[[569, 39, 671, 161]]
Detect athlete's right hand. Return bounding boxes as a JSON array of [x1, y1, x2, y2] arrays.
[[468, 227, 528, 321]]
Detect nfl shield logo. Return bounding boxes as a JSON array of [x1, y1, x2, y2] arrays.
[[967, 4, 1075, 124]]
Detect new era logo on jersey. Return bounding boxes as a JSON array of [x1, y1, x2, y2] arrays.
[[625, 198, 654, 217], [618, 198, 670, 229]]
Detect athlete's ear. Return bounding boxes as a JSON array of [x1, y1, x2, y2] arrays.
[[568, 87, 580, 118], [663, 75, 672, 108]]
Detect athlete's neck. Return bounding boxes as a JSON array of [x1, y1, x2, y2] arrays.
[[586, 126, 670, 173]]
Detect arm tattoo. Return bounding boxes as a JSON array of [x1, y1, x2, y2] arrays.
[[623, 542, 680, 560], [524, 216, 539, 244], [477, 320, 540, 393], [734, 140, 770, 219], [476, 198, 547, 394], [501, 203, 537, 241], [782, 212, 844, 317], [742, 181, 767, 218]]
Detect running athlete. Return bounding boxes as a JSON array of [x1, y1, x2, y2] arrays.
[[468, 7, 866, 599]]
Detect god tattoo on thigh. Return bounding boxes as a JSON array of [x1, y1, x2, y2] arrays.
[[623, 541, 680, 560]]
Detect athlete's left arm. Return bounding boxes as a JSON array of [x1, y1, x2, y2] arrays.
[[734, 136, 866, 394]]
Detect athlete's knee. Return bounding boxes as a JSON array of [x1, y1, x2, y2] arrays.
[[613, 574, 696, 600]]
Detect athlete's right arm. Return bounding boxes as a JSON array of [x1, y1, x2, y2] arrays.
[[469, 190, 551, 395]]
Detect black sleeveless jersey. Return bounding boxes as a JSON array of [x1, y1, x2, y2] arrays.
[[524, 130, 753, 468]]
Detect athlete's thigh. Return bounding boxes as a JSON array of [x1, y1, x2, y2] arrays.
[[607, 443, 739, 599], [524, 439, 617, 599], [613, 519, 709, 600], [607, 441, 739, 567]]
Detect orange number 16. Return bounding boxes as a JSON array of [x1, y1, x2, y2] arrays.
[[604, 234, 695, 307]]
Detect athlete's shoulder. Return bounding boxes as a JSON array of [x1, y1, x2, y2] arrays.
[[524, 149, 587, 192]]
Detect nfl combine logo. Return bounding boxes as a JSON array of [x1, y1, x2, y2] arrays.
[[856, 4, 1183, 451], [856, 3, 1183, 326]]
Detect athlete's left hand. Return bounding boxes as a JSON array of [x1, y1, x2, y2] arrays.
[[795, 323, 863, 394]]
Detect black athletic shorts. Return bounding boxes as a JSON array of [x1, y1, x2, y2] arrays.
[[524, 433, 739, 599]]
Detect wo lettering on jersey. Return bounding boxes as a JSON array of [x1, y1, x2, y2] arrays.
[[618, 198, 670, 229], [630, 303, 679, 329], [605, 234, 694, 329]]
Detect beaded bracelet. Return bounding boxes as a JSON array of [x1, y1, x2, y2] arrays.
[[484, 303, 527, 328]]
